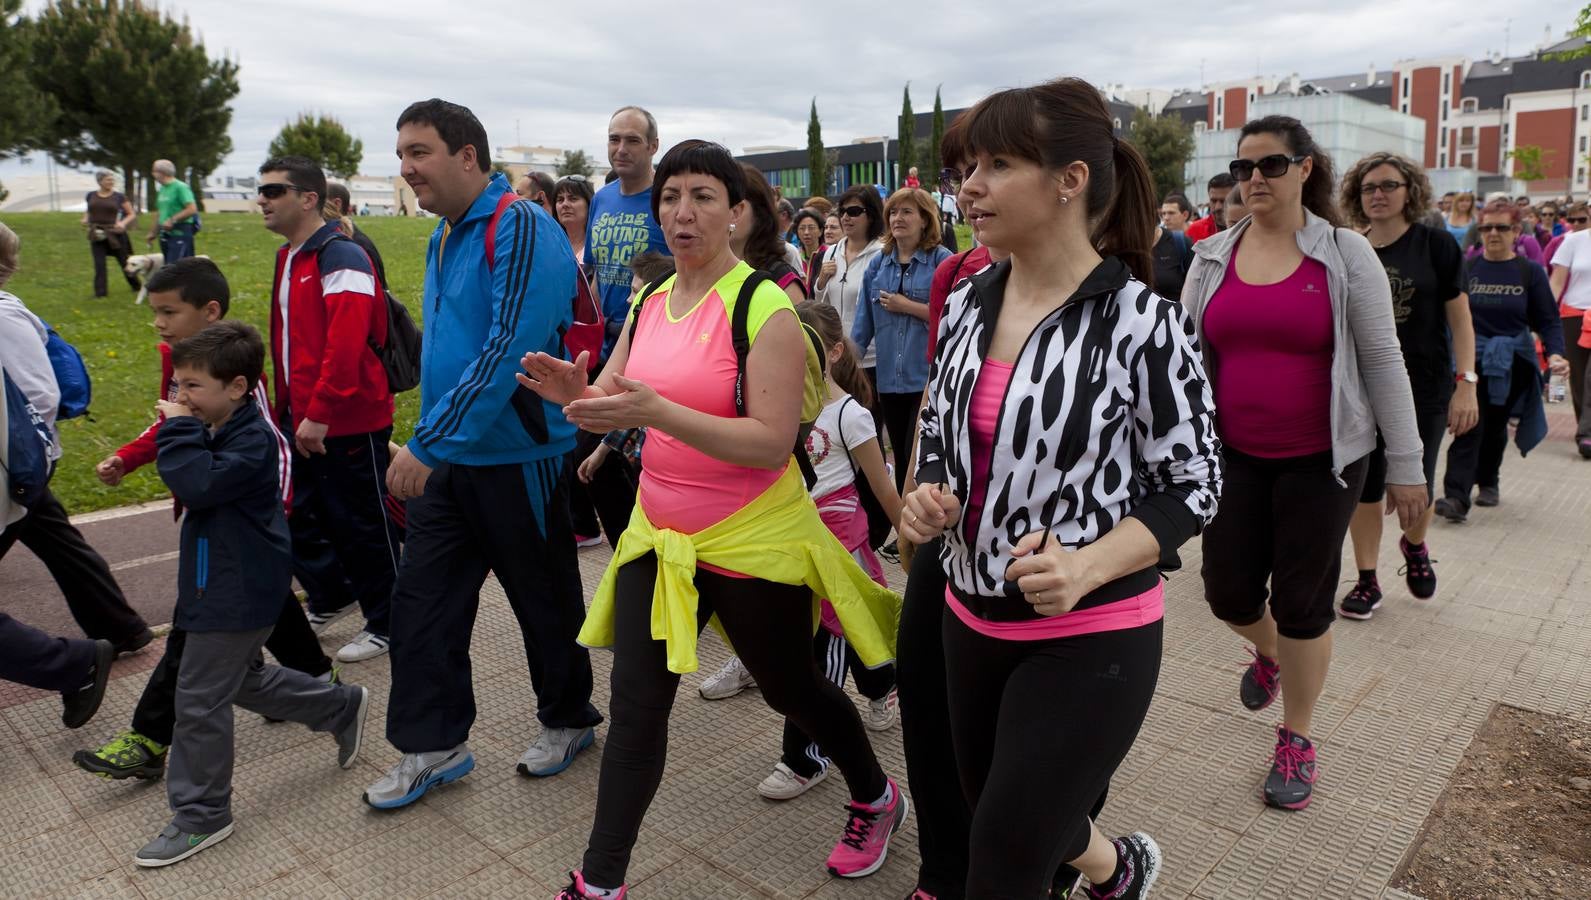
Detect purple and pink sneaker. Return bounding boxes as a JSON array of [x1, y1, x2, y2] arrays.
[[826, 777, 909, 878]]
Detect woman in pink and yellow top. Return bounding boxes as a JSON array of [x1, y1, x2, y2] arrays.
[[902, 79, 1221, 899], [520, 140, 904, 900]]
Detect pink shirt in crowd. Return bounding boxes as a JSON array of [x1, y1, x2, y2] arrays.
[[1202, 254, 1335, 458]]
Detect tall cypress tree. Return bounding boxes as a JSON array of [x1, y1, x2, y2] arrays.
[[930, 86, 946, 175], [807, 98, 830, 197], [896, 84, 916, 191]]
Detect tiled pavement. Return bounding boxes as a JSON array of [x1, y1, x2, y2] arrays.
[[5, 427, 1590, 899]]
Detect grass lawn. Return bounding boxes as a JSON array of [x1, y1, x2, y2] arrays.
[[3, 211, 436, 514], [4, 212, 977, 514]]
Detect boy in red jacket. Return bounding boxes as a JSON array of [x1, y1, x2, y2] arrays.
[[75, 257, 338, 781], [260, 155, 401, 665]]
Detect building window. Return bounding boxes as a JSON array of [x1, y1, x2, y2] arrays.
[[1216, 96, 1223, 114], [1463, 98, 1477, 112], [1439, 152, 1447, 168], [1583, 71, 1591, 88], [1442, 104, 1449, 121], [1461, 126, 1475, 146], [1443, 72, 1450, 93], [1440, 126, 1448, 147], [1583, 105, 1589, 121], [1583, 135, 1589, 152], [1113, 117, 1121, 130], [1461, 153, 1474, 168], [1194, 121, 1207, 132], [1402, 77, 1410, 99]]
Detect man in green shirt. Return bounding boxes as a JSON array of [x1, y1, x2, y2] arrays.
[[146, 159, 198, 264]]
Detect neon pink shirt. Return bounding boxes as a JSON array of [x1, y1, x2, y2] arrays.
[[624, 267, 788, 537], [1202, 254, 1334, 458], [963, 358, 1013, 536]]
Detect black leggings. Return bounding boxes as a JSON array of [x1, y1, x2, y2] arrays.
[[944, 610, 1161, 898], [1442, 358, 1537, 510], [878, 391, 920, 494], [581, 554, 887, 887], [781, 628, 896, 777]]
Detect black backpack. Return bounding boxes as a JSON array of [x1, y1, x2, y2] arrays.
[[317, 234, 422, 393]]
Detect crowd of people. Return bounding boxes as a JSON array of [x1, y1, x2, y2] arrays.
[[3, 75, 1589, 899]]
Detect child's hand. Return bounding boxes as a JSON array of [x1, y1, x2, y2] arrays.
[[95, 454, 126, 486], [578, 443, 612, 483], [156, 400, 194, 419]]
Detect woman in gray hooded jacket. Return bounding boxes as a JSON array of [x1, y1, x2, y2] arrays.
[[1180, 116, 1426, 813]]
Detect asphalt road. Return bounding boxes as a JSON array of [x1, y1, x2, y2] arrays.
[[2, 500, 181, 639]]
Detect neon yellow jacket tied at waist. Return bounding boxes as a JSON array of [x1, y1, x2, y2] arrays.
[[578, 463, 901, 674]]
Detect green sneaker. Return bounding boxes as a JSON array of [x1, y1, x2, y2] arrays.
[[73, 731, 167, 780], [134, 822, 234, 867]]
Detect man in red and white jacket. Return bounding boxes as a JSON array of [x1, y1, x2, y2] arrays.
[[261, 155, 400, 664]]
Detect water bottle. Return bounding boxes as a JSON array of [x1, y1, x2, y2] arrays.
[[1548, 372, 1567, 403]]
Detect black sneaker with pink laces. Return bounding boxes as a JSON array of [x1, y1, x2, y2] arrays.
[[1398, 537, 1437, 599], [1339, 577, 1382, 620], [1239, 647, 1281, 711], [1085, 832, 1161, 899]]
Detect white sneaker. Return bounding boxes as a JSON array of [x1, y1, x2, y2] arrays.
[[699, 656, 755, 700], [336, 630, 389, 663], [864, 688, 899, 732], [574, 534, 604, 549], [757, 761, 828, 800], [306, 601, 358, 635], [515, 725, 596, 777]]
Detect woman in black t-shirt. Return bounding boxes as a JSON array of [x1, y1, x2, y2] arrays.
[[1334, 153, 1477, 618], [80, 169, 140, 298]]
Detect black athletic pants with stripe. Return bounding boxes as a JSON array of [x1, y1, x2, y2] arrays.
[[780, 629, 895, 778]]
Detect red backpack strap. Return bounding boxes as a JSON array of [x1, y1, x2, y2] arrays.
[[483, 190, 521, 271]]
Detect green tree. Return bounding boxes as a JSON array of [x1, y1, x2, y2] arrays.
[[556, 148, 594, 177], [1505, 145, 1552, 182], [896, 84, 916, 190], [0, 0, 57, 157], [29, 0, 240, 208], [267, 113, 364, 179], [1126, 108, 1193, 199], [1546, 4, 1590, 60], [806, 99, 831, 198], [929, 86, 946, 175]]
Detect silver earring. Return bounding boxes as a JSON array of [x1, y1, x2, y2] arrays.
[[729, 223, 737, 232], [1060, 195, 1069, 204]]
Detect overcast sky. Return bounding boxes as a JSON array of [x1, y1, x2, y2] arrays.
[[2, 0, 1576, 181]]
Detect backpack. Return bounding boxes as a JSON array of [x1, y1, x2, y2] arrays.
[[39, 320, 92, 419], [836, 396, 896, 551], [317, 235, 422, 393], [3, 368, 56, 509], [484, 192, 605, 373], [630, 270, 828, 488]]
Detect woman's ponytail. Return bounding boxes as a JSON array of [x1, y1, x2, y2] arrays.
[[1095, 138, 1158, 289]]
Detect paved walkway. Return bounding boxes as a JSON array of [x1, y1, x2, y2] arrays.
[[4, 415, 1589, 899]]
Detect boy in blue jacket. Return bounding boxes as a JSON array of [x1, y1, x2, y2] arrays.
[[135, 321, 371, 868]]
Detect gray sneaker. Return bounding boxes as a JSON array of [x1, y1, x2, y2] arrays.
[[133, 822, 234, 868], [335, 685, 370, 770], [363, 744, 474, 810], [516, 726, 595, 777], [699, 656, 755, 700]]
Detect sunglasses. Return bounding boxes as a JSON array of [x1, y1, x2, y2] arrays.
[[561, 174, 589, 183], [1476, 223, 1515, 233], [1358, 180, 1406, 196], [1228, 153, 1307, 182], [257, 183, 311, 199], [839, 205, 868, 219], [1567, 216, 1589, 225]]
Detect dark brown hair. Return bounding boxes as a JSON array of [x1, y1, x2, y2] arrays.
[[650, 139, 744, 222], [1239, 116, 1341, 226], [836, 185, 885, 241], [628, 250, 676, 285], [737, 163, 792, 272], [795, 300, 872, 407], [169, 321, 265, 393], [957, 78, 1159, 285]]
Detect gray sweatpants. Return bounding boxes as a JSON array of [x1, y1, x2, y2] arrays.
[[168, 626, 358, 833]]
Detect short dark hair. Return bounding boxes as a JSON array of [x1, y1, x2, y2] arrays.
[[1161, 192, 1194, 216], [650, 139, 745, 222], [258, 156, 327, 209], [396, 99, 491, 171], [326, 182, 352, 212], [169, 321, 265, 393], [1207, 172, 1236, 191], [836, 185, 885, 241], [610, 105, 659, 144], [629, 250, 675, 285], [527, 171, 555, 198], [554, 175, 594, 206], [144, 257, 231, 316]]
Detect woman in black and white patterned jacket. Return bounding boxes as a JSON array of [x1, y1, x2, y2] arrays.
[[899, 79, 1222, 900]]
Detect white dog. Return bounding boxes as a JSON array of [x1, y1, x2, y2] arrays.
[[125, 254, 209, 305]]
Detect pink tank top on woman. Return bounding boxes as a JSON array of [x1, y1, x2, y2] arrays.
[[1201, 253, 1334, 458]]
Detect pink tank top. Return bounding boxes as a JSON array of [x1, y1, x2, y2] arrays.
[[1202, 253, 1334, 458], [623, 273, 787, 536], [963, 358, 1013, 536]]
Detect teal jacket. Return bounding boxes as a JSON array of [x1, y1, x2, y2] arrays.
[[409, 175, 578, 468]]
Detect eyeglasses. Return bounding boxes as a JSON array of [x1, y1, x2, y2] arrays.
[[1567, 216, 1590, 225], [1476, 223, 1514, 233], [839, 205, 868, 219], [257, 183, 310, 199], [1228, 154, 1308, 182], [1358, 180, 1407, 196]]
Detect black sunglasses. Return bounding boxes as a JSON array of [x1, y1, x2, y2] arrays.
[[1228, 154, 1308, 182], [1476, 223, 1514, 233], [257, 183, 311, 199], [1567, 216, 1590, 225], [839, 205, 868, 218], [1358, 180, 1407, 196]]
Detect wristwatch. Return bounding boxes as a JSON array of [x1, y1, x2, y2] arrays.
[[1455, 371, 1478, 384]]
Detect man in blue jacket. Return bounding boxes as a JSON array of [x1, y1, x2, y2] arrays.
[[366, 99, 601, 810]]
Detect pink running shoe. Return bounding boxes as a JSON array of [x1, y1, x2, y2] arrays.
[[826, 778, 910, 878], [553, 870, 626, 899]]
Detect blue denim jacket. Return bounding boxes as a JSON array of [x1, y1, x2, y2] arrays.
[[853, 245, 951, 393]]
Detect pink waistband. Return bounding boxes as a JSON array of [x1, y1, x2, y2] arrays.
[[944, 581, 1165, 642]]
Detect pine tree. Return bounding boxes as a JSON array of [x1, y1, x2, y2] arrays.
[[267, 114, 364, 179], [929, 87, 946, 176], [0, 0, 57, 157], [896, 84, 916, 190], [556, 149, 594, 177], [1126, 108, 1194, 199], [807, 99, 831, 197]]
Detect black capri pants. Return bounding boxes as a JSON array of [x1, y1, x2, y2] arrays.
[[1201, 449, 1368, 641], [1359, 410, 1448, 504]]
